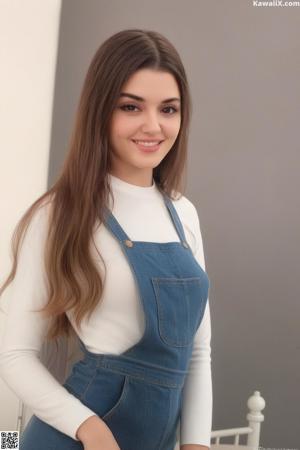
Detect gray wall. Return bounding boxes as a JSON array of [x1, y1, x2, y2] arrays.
[[49, 0, 300, 447]]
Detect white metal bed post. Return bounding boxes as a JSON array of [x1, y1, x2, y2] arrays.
[[246, 391, 265, 449]]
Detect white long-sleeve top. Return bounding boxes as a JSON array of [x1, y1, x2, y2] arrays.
[[0, 173, 212, 447]]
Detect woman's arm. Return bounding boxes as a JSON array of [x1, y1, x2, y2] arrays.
[[179, 301, 212, 446], [0, 205, 97, 441], [177, 198, 213, 447]]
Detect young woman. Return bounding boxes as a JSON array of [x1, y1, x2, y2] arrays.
[[0, 29, 212, 450]]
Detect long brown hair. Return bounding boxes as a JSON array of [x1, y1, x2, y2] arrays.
[[0, 29, 192, 349]]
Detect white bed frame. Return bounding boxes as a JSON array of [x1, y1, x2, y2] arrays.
[[174, 390, 265, 450], [211, 390, 265, 448]]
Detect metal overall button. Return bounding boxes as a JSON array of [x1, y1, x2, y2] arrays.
[[124, 239, 134, 248]]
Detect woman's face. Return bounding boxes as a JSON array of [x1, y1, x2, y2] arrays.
[[108, 68, 181, 184]]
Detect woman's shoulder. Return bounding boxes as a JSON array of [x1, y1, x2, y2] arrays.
[[170, 190, 199, 223]]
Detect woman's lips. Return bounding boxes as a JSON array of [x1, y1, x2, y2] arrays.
[[132, 140, 163, 152]]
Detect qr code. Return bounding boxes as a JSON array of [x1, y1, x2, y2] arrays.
[[1, 431, 19, 449]]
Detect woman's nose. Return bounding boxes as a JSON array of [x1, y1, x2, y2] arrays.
[[141, 112, 162, 133]]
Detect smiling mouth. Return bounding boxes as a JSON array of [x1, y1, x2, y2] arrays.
[[132, 140, 164, 144], [131, 139, 164, 152]]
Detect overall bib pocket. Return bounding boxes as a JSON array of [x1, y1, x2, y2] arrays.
[[151, 276, 207, 347]]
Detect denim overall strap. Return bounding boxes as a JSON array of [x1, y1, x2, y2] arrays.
[[161, 192, 191, 250], [102, 205, 131, 243]]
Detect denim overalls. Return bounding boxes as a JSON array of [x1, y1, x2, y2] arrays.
[[20, 192, 210, 450]]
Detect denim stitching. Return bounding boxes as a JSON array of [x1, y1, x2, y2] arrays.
[[75, 365, 100, 401], [97, 365, 183, 389], [101, 375, 129, 421], [109, 354, 188, 373]]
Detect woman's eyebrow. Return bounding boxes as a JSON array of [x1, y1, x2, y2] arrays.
[[119, 92, 181, 103]]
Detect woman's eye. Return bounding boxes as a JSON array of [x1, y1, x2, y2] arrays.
[[119, 104, 178, 114], [162, 106, 178, 114], [119, 104, 139, 112]]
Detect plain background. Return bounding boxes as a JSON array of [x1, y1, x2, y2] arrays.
[[1, 0, 299, 448]]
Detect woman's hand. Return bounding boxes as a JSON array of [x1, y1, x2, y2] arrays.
[[76, 415, 121, 450]]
